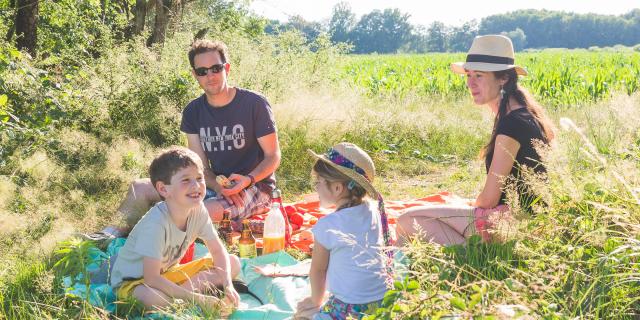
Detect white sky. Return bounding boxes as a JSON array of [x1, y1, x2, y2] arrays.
[[249, 0, 640, 26]]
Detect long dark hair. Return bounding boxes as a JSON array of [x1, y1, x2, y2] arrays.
[[481, 68, 555, 161]]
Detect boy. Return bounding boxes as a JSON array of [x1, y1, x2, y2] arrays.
[[110, 146, 240, 312]]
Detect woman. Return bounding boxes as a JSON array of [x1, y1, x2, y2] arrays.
[[397, 35, 555, 245]]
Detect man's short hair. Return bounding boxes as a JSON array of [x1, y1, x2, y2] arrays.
[[188, 39, 229, 68], [149, 146, 204, 189]]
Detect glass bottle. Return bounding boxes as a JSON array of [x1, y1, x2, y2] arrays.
[[218, 210, 233, 245], [238, 219, 257, 258]]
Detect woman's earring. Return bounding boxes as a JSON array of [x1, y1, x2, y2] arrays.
[[500, 85, 505, 99]]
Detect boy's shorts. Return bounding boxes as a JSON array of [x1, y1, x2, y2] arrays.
[[205, 184, 272, 227], [116, 256, 214, 299]]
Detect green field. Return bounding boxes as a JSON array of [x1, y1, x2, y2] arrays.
[[1, 26, 640, 319], [340, 51, 640, 106]]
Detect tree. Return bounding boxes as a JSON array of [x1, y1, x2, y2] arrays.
[[402, 25, 429, 53], [284, 15, 324, 42], [328, 2, 355, 44], [351, 8, 412, 53], [133, 0, 149, 35], [448, 20, 478, 52], [148, 0, 172, 46], [426, 21, 448, 52], [501, 28, 527, 51], [15, 0, 38, 56], [479, 9, 640, 49]]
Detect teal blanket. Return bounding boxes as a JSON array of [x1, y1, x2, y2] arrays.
[[62, 239, 311, 319]]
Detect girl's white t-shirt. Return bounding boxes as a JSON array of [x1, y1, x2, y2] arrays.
[[311, 201, 389, 304]]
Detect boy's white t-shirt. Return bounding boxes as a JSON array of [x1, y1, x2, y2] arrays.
[[311, 201, 389, 304], [110, 201, 217, 288]]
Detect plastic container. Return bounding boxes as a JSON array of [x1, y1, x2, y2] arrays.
[[262, 202, 285, 255], [271, 189, 292, 247]]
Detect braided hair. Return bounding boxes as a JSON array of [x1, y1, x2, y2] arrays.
[[481, 68, 555, 161]]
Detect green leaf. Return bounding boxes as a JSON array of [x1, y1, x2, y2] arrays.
[[393, 280, 404, 290], [406, 280, 419, 291], [450, 296, 467, 310], [0, 95, 7, 107], [382, 291, 400, 307], [9, 49, 21, 59], [469, 292, 481, 308]]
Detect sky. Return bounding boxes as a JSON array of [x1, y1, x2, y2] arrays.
[[248, 0, 640, 27]]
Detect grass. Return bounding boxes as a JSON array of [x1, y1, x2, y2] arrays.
[[1, 26, 639, 318]]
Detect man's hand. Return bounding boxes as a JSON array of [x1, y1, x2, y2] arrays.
[[226, 174, 252, 192], [219, 174, 251, 208]]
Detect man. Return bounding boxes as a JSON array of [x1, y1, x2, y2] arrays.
[[95, 39, 281, 238]]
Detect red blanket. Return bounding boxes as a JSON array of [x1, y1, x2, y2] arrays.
[[253, 191, 467, 253]]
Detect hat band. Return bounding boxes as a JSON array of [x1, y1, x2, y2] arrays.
[[326, 149, 370, 181], [466, 54, 514, 65]]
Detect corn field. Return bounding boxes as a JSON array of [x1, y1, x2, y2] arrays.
[[341, 50, 640, 106]]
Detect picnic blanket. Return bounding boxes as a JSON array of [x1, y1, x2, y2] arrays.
[[61, 192, 460, 318], [278, 191, 468, 252], [62, 239, 310, 319]]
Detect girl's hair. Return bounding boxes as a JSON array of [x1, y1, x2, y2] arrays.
[[313, 160, 367, 209], [482, 68, 555, 160]]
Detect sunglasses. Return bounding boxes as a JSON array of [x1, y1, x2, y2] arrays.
[[194, 63, 225, 76]]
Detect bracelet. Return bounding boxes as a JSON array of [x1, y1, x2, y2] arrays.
[[247, 174, 256, 188]]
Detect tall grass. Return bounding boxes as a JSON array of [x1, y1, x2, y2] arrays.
[[374, 94, 640, 319]]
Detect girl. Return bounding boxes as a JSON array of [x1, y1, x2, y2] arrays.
[[397, 35, 555, 245], [296, 142, 392, 320]]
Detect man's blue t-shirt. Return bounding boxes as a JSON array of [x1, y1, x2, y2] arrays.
[[180, 88, 276, 190]]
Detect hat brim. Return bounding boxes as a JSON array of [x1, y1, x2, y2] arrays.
[[307, 149, 380, 199], [451, 62, 527, 76]]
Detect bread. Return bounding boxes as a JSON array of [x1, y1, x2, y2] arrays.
[[216, 175, 233, 188]]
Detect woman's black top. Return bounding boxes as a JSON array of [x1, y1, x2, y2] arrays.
[[485, 108, 548, 208]]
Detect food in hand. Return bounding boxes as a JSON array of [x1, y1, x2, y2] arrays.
[[216, 175, 234, 188]]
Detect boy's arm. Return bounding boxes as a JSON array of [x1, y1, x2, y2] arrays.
[[142, 257, 222, 311], [204, 237, 240, 306]]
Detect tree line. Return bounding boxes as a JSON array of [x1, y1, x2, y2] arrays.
[[2, 0, 639, 57], [268, 3, 640, 53]]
